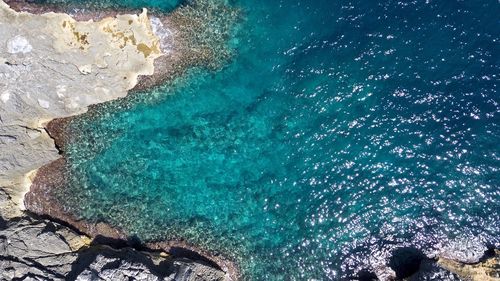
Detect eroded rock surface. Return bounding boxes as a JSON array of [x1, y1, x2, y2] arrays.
[[0, 214, 80, 280], [0, 0, 164, 212], [438, 251, 500, 281], [0, 1, 229, 280], [407, 259, 462, 281], [0, 212, 225, 281]]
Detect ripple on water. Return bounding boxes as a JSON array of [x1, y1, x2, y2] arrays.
[[48, 0, 500, 279]]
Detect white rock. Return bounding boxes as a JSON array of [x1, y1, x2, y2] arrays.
[[440, 238, 488, 263], [38, 99, 50, 109], [0, 91, 10, 103], [94, 87, 111, 97], [7, 36, 33, 54], [78, 64, 92, 75], [56, 85, 67, 98]]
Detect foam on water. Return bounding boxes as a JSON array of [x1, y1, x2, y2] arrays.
[[54, 0, 499, 279]]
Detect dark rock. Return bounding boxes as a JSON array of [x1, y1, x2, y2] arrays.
[[0, 215, 226, 281], [408, 259, 461, 281], [356, 270, 378, 281], [388, 247, 426, 279], [0, 216, 76, 280]]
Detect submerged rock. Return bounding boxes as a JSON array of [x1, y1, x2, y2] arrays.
[[0, 2, 236, 279]]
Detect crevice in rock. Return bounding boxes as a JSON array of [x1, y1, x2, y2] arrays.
[[168, 246, 222, 271], [43, 126, 64, 155], [11, 272, 58, 281], [24, 210, 225, 274], [0, 254, 65, 279], [65, 246, 174, 280], [23, 257, 69, 278]]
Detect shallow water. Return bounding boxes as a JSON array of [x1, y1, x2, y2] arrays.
[[56, 0, 499, 279]]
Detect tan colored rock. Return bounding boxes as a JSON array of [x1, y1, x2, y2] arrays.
[[438, 250, 500, 281], [0, 0, 163, 216]]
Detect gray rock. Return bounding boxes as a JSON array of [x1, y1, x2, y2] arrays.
[[0, 216, 77, 280], [0, 190, 225, 281], [173, 259, 226, 281], [0, 2, 230, 281], [68, 245, 226, 281], [409, 260, 462, 281], [74, 254, 164, 281], [440, 238, 488, 264], [0, 214, 226, 281], [0, 0, 164, 207]]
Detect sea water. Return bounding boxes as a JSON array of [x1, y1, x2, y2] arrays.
[[56, 0, 499, 279]]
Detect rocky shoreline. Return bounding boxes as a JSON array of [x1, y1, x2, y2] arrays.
[[0, 0, 237, 280], [0, 197, 228, 281]]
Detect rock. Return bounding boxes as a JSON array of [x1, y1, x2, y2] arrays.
[[0, 186, 226, 281], [438, 250, 500, 281], [0, 0, 163, 196], [70, 248, 227, 281], [0, 216, 81, 280], [173, 259, 226, 281], [440, 238, 489, 264], [0, 212, 226, 281], [408, 259, 462, 281], [73, 249, 166, 281], [78, 64, 92, 75], [0, 2, 235, 281], [0, 91, 9, 103], [6, 35, 32, 54], [38, 98, 50, 109]]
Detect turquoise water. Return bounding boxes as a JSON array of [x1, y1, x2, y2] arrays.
[[56, 0, 499, 279]]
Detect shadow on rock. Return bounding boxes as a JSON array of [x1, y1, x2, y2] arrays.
[[388, 247, 426, 279]]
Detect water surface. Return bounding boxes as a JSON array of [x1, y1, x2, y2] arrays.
[[57, 0, 499, 279]]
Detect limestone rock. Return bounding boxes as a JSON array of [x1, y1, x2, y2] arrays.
[[0, 2, 231, 281], [0, 215, 80, 280], [0, 210, 226, 281], [438, 251, 500, 281], [408, 259, 462, 281], [440, 238, 489, 264], [0, 0, 163, 210], [6, 35, 32, 54]]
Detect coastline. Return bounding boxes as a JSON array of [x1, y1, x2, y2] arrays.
[[24, 145, 241, 279], [0, 0, 498, 280], [0, 0, 239, 279]]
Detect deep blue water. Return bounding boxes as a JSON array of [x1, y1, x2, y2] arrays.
[[57, 0, 499, 279]]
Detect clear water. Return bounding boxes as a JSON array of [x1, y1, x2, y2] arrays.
[[57, 0, 499, 279]]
